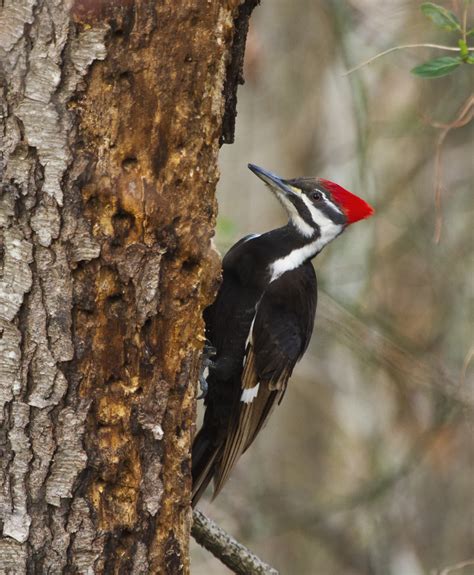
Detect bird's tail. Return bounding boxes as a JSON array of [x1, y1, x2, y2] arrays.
[[191, 427, 219, 507]]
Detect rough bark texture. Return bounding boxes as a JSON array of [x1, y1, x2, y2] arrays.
[[220, 0, 260, 144], [0, 1, 256, 573]]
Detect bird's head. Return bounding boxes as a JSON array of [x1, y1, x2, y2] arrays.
[[248, 164, 374, 239]]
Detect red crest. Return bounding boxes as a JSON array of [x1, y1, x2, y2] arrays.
[[320, 179, 374, 224]]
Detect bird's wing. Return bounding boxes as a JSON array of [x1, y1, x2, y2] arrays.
[[213, 262, 317, 497]]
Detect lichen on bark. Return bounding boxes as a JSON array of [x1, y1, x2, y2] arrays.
[[1, 0, 107, 569]]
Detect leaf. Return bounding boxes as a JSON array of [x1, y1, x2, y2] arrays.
[[467, 28, 474, 37], [421, 2, 461, 31], [216, 216, 237, 238], [466, 55, 474, 64], [411, 56, 462, 78], [458, 39, 469, 58]]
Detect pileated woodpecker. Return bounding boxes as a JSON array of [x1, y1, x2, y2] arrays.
[[192, 164, 373, 506]]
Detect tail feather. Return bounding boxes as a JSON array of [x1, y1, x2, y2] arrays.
[[191, 428, 219, 507]]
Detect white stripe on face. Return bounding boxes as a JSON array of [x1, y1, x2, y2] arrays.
[[300, 193, 343, 237], [322, 194, 343, 215], [273, 186, 314, 238]]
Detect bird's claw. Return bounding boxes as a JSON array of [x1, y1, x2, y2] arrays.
[[203, 341, 216, 358], [197, 375, 208, 400], [197, 341, 216, 400]]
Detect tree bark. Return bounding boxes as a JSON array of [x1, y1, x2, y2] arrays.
[[0, 1, 256, 573]]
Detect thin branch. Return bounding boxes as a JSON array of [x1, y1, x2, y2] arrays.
[[431, 94, 474, 242], [343, 43, 468, 75], [316, 293, 473, 409], [460, 344, 474, 387], [462, 5, 468, 44], [192, 509, 279, 575], [433, 559, 474, 575]]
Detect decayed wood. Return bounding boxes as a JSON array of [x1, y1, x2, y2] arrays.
[[0, 1, 256, 572]]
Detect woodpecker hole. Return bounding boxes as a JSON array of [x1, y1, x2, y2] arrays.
[[142, 317, 153, 337], [181, 257, 199, 272], [105, 292, 124, 318], [122, 156, 138, 171], [110, 12, 134, 39], [118, 70, 133, 87], [106, 293, 122, 303], [112, 208, 135, 242], [86, 195, 99, 211]]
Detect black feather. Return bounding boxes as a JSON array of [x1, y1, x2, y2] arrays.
[[192, 230, 317, 505]]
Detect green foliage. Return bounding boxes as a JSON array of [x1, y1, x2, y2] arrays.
[[216, 216, 237, 250], [411, 2, 473, 78], [411, 55, 462, 77], [421, 2, 461, 31]]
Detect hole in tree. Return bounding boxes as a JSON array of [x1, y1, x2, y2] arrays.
[[122, 156, 138, 171]]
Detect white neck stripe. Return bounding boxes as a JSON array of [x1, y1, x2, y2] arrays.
[[269, 221, 342, 281], [270, 239, 322, 281]]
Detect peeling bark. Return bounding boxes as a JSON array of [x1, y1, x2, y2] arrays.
[[221, 0, 260, 144], [0, 1, 257, 572]]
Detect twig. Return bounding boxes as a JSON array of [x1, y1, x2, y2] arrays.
[[433, 559, 474, 575], [343, 43, 467, 75], [460, 344, 474, 387], [462, 5, 468, 45], [431, 94, 474, 243], [192, 509, 279, 575], [316, 293, 473, 408]]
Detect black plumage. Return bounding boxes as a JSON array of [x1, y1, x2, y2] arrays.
[[192, 164, 373, 505]]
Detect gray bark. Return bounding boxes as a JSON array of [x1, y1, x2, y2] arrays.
[[1, 3, 106, 570]]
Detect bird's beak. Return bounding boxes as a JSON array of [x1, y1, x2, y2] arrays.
[[248, 164, 296, 199]]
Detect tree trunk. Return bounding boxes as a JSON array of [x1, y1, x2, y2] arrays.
[[0, 1, 256, 572]]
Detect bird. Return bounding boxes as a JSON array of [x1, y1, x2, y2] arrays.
[[192, 163, 374, 506]]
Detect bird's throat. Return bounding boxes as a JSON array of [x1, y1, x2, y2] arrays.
[[269, 222, 342, 282]]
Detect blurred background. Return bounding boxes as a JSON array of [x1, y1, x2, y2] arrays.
[[192, 1, 473, 573]]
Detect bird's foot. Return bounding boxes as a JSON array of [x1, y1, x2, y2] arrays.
[[203, 340, 216, 359], [197, 374, 208, 400], [197, 341, 216, 400]]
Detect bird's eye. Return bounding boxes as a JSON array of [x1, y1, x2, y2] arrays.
[[311, 191, 323, 201]]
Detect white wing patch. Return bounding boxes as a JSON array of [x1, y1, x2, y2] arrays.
[[240, 383, 260, 403]]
